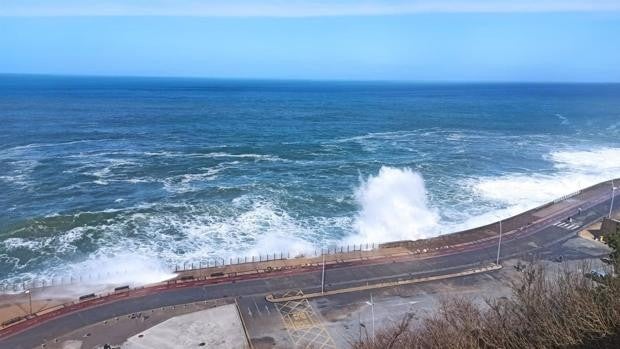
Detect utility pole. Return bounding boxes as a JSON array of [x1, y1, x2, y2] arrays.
[[496, 219, 502, 265], [609, 179, 617, 219]]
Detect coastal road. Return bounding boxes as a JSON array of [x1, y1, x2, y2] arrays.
[[1, 181, 618, 349]]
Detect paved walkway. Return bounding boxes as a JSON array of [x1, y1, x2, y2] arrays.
[[122, 303, 249, 349]]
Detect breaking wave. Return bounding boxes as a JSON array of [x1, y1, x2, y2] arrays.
[[352, 167, 440, 243]]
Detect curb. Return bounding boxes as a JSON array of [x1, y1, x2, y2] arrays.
[[266, 264, 503, 303]]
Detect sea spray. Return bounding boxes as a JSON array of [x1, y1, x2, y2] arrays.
[[352, 166, 440, 243]]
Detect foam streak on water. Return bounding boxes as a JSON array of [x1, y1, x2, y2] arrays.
[[1, 77, 620, 288]]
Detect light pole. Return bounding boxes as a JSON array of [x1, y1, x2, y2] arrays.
[[365, 293, 375, 342], [609, 179, 617, 219], [496, 219, 503, 265], [25, 289, 32, 316], [321, 250, 326, 294]]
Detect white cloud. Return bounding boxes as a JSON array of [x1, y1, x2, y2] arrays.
[[1, 0, 619, 17]]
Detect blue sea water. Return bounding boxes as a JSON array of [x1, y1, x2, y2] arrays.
[[1, 75, 619, 286]]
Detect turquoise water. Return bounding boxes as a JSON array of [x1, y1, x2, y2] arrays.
[[1, 75, 619, 286]]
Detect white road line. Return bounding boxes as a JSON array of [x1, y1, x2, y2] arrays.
[[254, 299, 262, 316], [553, 221, 581, 230]]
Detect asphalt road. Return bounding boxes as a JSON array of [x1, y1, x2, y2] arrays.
[[1, 182, 618, 349]]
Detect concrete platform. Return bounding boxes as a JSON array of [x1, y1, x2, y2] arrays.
[[122, 303, 249, 349]]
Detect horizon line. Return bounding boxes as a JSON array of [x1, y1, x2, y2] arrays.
[[2, 72, 620, 85]]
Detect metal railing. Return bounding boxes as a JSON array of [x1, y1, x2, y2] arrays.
[[173, 242, 378, 272], [0, 242, 380, 293]]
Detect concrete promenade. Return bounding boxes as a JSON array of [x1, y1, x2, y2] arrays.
[[0, 178, 618, 348]]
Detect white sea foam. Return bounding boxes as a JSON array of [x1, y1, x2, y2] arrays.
[[3, 238, 41, 251], [0, 139, 112, 157], [81, 158, 139, 185], [204, 152, 284, 161], [3, 228, 84, 254], [467, 147, 620, 227], [162, 170, 222, 193], [160, 162, 240, 193], [556, 114, 570, 125], [0, 159, 39, 189], [550, 148, 620, 172], [144, 150, 283, 162], [334, 130, 422, 143], [6, 197, 325, 288], [170, 197, 318, 259], [351, 166, 440, 243], [66, 253, 176, 287]]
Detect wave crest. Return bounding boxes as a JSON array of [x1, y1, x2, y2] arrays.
[[352, 166, 440, 243]]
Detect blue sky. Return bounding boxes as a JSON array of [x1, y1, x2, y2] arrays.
[[1, 1, 619, 81]]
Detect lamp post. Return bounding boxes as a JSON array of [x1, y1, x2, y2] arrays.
[[365, 293, 375, 342], [496, 219, 503, 265], [609, 179, 617, 219], [25, 289, 32, 316], [321, 250, 326, 294]]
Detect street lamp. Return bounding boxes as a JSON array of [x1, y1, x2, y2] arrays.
[[609, 179, 618, 219], [321, 248, 326, 294], [496, 219, 503, 265], [365, 293, 375, 342], [320, 234, 328, 294], [24, 289, 32, 316]]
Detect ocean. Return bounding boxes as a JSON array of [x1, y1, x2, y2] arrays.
[[1, 75, 619, 287]]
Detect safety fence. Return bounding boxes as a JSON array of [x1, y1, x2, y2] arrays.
[[0, 242, 380, 293], [553, 190, 582, 204], [175, 242, 378, 272]]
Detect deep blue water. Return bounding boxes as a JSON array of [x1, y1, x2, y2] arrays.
[[1, 75, 619, 285]]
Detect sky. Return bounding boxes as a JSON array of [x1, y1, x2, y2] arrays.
[[1, 1, 619, 82]]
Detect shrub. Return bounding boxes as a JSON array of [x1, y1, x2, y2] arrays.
[[351, 263, 620, 349]]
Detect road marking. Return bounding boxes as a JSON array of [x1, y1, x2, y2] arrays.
[[554, 221, 581, 230], [274, 290, 336, 349], [383, 301, 421, 308], [253, 299, 262, 316]]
